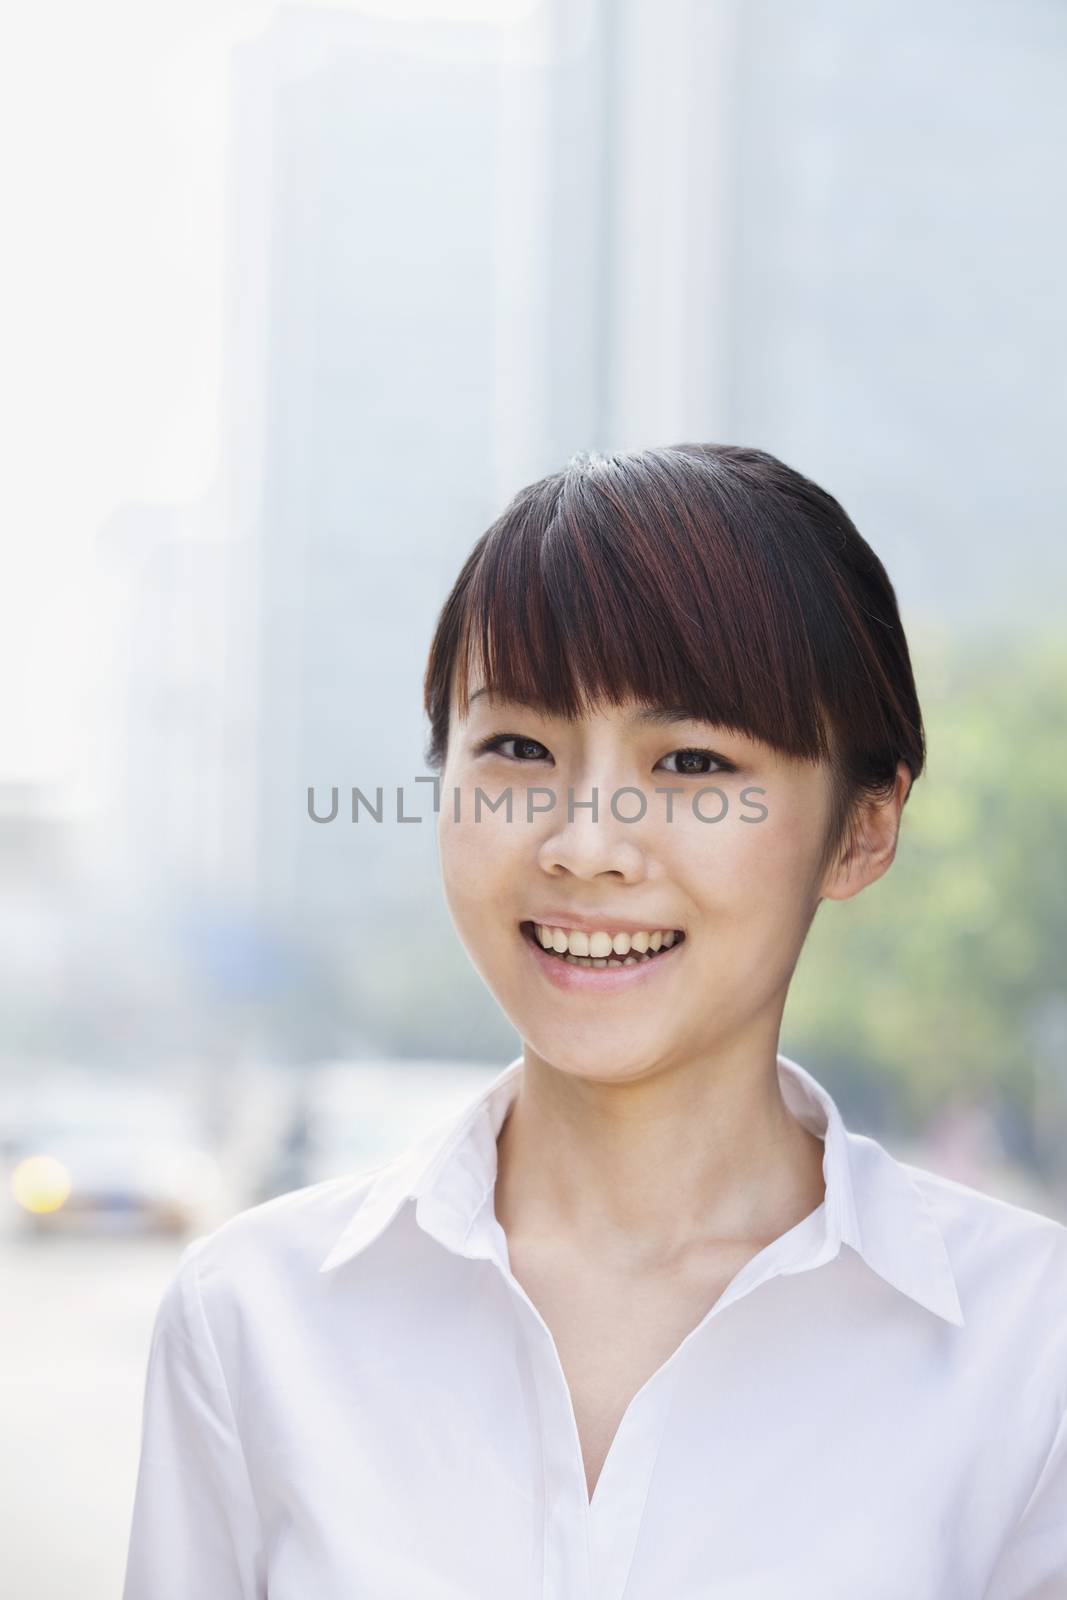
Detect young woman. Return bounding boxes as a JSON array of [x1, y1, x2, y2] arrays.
[[124, 443, 1066, 1599]]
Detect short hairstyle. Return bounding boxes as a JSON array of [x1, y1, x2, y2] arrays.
[[422, 442, 925, 879]]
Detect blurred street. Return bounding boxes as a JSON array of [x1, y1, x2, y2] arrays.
[[0, 1229, 183, 1600]]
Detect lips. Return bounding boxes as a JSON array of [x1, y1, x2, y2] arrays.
[[518, 920, 687, 990]]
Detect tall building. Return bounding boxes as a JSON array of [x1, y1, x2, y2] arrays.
[[716, 0, 1067, 624], [224, 2, 632, 938]]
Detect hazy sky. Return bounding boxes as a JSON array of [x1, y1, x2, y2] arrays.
[[8, 0, 1059, 801], [2, 0, 541, 794]]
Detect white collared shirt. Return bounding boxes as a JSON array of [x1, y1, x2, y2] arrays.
[[122, 1053, 1067, 1600]]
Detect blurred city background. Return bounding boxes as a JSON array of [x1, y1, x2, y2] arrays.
[[3, 0, 1066, 1594]]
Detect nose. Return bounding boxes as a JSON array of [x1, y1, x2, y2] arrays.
[[535, 790, 650, 883]]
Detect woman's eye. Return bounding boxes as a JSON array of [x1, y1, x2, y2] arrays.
[[474, 736, 734, 775], [474, 733, 551, 762], [657, 747, 732, 777]]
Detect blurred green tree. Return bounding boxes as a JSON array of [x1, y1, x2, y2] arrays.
[[784, 625, 1067, 1173]]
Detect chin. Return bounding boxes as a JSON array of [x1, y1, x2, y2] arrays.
[[518, 1032, 674, 1086]]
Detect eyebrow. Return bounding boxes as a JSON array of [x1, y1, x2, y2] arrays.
[[467, 687, 724, 730]]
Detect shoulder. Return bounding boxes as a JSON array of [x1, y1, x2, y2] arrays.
[[900, 1157, 1067, 1337], [901, 1157, 1067, 1266], [158, 1167, 387, 1340]]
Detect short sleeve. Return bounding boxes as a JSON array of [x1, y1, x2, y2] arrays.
[[122, 1236, 267, 1600], [984, 1399, 1067, 1600]]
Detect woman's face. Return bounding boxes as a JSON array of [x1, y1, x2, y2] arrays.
[[437, 674, 885, 1085]]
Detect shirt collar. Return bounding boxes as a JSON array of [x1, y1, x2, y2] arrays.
[[317, 1052, 965, 1327]]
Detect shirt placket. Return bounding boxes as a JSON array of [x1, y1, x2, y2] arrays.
[[507, 1275, 687, 1600], [521, 1297, 596, 1600], [428, 1141, 834, 1600], [490, 1202, 833, 1600]]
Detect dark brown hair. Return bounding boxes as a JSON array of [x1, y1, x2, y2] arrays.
[[422, 443, 925, 877]]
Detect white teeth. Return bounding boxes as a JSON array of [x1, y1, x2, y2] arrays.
[[532, 922, 683, 963]]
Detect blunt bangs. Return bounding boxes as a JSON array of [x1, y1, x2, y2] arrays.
[[422, 443, 925, 866]]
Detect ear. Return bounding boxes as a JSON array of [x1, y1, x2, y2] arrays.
[[820, 761, 912, 904]]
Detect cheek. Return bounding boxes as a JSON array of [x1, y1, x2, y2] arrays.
[[438, 815, 480, 900], [437, 810, 515, 918], [666, 794, 820, 906], [436, 813, 527, 993]]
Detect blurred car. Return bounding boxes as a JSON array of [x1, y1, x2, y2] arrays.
[[256, 1058, 501, 1200], [3, 1077, 227, 1237]]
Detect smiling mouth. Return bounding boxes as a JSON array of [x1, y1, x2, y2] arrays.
[[519, 921, 686, 969]]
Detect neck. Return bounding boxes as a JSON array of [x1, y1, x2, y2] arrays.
[[493, 1036, 826, 1271]]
